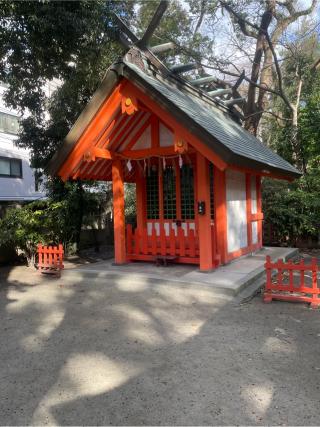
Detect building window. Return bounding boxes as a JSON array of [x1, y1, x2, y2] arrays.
[[0, 157, 22, 178], [163, 166, 176, 219], [180, 164, 195, 220], [146, 168, 159, 219], [0, 112, 20, 135]]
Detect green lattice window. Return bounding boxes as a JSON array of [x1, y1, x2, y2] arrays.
[[180, 164, 195, 220], [146, 169, 159, 219], [163, 166, 176, 219]]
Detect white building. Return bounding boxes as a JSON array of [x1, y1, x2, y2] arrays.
[[0, 84, 45, 209]]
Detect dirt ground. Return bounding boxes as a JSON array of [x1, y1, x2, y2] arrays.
[[0, 262, 320, 426]]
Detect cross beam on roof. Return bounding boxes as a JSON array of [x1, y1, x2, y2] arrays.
[[114, 14, 139, 43], [207, 88, 232, 97], [233, 70, 245, 91], [150, 42, 175, 54], [190, 76, 218, 86], [137, 1, 169, 48], [118, 32, 132, 50], [224, 97, 246, 107], [170, 63, 198, 74]]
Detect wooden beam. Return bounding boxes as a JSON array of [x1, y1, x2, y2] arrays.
[[111, 112, 145, 152], [214, 167, 227, 265], [138, 1, 168, 47], [103, 114, 131, 149], [136, 170, 146, 232], [170, 63, 198, 74], [83, 147, 113, 162], [151, 116, 159, 148], [112, 158, 126, 264], [246, 173, 252, 248], [191, 76, 217, 86], [196, 153, 214, 271], [122, 81, 227, 170], [150, 42, 174, 54], [59, 83, 123, 181], [229, 164, 293, 181], [95, 119, 117, 148], [121, 146, 175, 159], [224, 97, 245, 107], [207, 88, 232, 97], [256, 175, 263, 245], [114, 14, 139, 43], [118, 32, 132, 49], [122, 115, 152, 151]]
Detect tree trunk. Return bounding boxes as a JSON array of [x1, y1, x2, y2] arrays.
[[291, 78, 307, 173], [244, 2, 275, 135]]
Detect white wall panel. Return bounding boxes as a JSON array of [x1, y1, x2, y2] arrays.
[[251, 176, 257, 214], [147, 221, 195, 236], [226, 170, 248, 253], [132, 125, 151, 150], [159, 123, 173, 147], [252, 221, 258, 244]]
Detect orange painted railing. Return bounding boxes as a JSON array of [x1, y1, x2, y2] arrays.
[[37, 244, 64, 275], [264, 256, 320, 308], [126, 224, 200, 263]]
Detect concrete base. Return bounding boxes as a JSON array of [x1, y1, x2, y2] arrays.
[[63, 247, 298, 299]]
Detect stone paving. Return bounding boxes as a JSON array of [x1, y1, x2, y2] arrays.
[[63, 246, 299, 297], [0, 260, 320, 426]]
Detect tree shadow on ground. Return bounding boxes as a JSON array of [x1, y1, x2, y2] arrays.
[[1, 269, 320, 426]]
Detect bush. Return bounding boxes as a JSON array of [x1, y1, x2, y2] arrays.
[[262, 171, 320, 246], [0, 200, 69, 266]]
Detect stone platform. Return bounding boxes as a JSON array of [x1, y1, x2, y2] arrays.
[[63, 247, 298, 299]]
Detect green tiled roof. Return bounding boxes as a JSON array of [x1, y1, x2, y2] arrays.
[[123, 61, 301, 178]]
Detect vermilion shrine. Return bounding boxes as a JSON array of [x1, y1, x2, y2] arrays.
[[47, 2, 300, 271]]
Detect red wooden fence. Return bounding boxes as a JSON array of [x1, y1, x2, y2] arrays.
[[126, 224, 200, 264], [264, 255, 320, 308], [37, 244, 64, 276]]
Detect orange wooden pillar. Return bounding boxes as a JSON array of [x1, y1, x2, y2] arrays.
[[256, 175, 263, 245], [136, 171, 146, 231], [214, 167, 227, 265], [196, 153, 214, 271], [245, 173, 252, 248], [112, 158, 126, 264]]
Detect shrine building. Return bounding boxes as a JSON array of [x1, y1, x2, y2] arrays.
[[47, 46, 300, 271]]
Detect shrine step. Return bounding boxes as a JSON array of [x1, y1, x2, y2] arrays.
[[154, 255, 178, 266]]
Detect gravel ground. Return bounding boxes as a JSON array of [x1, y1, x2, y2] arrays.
[[0, 264, 320, 426]]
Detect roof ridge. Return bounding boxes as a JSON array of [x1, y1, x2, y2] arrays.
[[124, 47, 242, 123]]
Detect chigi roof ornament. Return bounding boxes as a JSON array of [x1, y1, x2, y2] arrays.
[[114, 1, 247, 119]]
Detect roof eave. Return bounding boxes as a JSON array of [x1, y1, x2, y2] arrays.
[[121, 64, 301, 180], [46, 65, 122, 176]]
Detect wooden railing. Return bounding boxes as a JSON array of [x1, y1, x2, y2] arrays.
[[264, 256, 320, 309], [37, 244, 64, 276], [126, 224, 200, 263]]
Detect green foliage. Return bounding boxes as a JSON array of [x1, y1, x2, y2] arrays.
[[0, 185, 104, 265], [262, 171, 320, 244], [135, 0, 213, 67], [261, 30, 320, 246], [0, 200, 65, 265], [0, 0, 133, 169], [0, 1, 130, 116], [124, 183, 137, 225]]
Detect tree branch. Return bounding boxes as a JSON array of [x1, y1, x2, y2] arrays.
[[220, 1, 259, 38]]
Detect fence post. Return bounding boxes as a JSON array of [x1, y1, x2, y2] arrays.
[[264, 255, 272, 303], [264, 256, 320, 308], [37, 243, 64, 276], [310, 258, 319, 309]]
